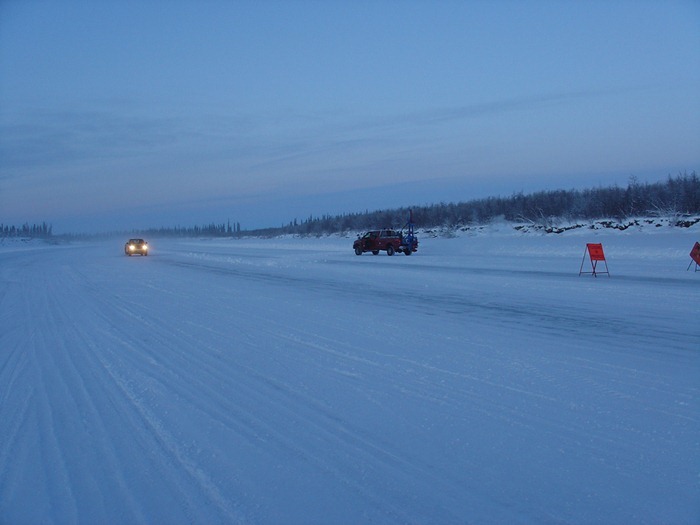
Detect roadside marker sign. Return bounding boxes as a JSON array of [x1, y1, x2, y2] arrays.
[[688, 242, 700, 272], [579, 243, 610, 277]]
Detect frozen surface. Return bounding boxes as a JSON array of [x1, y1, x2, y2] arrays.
[[1, 226, 699, 524]]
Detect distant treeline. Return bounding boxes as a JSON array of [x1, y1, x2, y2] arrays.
[[5, 173, 698, 239], [1, 222, 53, 238], [246, 172, 700, 236], [141, 221, 242, 238]]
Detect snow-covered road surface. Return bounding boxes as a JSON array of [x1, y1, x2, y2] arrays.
[[1, 228, 698, 524]]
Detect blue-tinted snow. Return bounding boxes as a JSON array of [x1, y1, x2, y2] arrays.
[[1, 224, 698, 524]]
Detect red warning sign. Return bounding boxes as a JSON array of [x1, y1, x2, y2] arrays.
[[691, 242, 700, 264], [579, 243, 610, 277], [688, 242, 700, 271], [587, 243, 606, 261]]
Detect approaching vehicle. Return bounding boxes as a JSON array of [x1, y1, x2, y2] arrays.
[[124, 238, 149, 256]]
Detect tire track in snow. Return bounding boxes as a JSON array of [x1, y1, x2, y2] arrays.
[[160, 246, 700, 521], [166, 253, 699, 353], [59, 262, 255, 523], [0, 252, 250, 524], [3, 239, 698, 523], [84, 255, 478, 521], [85, 280, 425, 522]]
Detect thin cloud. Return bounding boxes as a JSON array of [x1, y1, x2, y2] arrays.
[[347, 89, 613, 134]]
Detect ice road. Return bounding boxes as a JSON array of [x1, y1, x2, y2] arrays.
[[1, 227, 698, 524]]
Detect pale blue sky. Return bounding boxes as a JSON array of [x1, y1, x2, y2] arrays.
[[1, 0, 698, 233]]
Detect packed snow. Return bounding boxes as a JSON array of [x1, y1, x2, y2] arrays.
[[1, 223, 699, 524]]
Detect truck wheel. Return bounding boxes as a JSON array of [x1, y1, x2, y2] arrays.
[[387, 245, 395, 256], [404, 249, 412, 255], [372, 250, 379, 255], [355, 247, 363, 255]]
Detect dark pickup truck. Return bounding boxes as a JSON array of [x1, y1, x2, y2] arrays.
[[353, 229, 418, 256]]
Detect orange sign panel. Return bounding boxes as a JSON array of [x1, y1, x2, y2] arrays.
[[587, 243, 606, 261], [580, 242, 610, 276], [691, 242, 700, 265]]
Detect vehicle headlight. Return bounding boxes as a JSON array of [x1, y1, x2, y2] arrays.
[[143, 245, 148, 250], [129, 245, 135, 250]]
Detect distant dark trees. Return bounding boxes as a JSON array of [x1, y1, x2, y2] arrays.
[[141, 220, 242, 238], [5, 173, 697, 239], [246, 171, 700, 236], [0, 222, 53, 238], [406, 172, 699, 229]]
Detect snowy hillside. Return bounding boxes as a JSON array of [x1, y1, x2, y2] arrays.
[[1, 224, 698, 524]]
